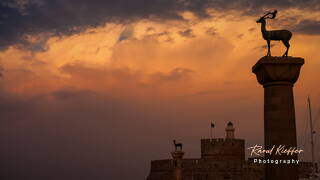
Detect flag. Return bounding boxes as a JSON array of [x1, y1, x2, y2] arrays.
[[211, 122, 215, 128]]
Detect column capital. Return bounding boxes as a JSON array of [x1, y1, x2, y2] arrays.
[[171, 150, 184, 160], [252, 56, 304, 87]]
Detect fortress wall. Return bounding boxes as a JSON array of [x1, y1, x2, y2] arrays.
[[147, 157, 314, 180], [201, 138, 245, 161]]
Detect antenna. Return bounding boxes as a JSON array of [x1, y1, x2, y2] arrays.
[[308, 96, 315, 180]]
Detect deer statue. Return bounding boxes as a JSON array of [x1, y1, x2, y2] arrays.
[[256, 10, 292, 57], [173, 140, 183, 151]]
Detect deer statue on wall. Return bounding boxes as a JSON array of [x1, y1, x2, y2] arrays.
[[173, 140, 183, 151], [256, 10, 292, 57]]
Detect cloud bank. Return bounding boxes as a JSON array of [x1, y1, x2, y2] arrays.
[[1, 0, 320, 49]]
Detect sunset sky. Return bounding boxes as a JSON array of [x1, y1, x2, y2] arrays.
[[1, 0, 320, 179]]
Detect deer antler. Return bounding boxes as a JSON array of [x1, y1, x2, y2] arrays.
[[262, 9, 278, 19]]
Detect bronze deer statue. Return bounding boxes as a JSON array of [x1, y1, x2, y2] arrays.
[[173, 140, 183, 151], [256, 10, 292, 57]]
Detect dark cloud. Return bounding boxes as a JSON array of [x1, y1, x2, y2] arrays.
[[248, 27, 256, 32], [143, 30, 172, 41], [206, 27, 217, 36], [255, 44, 276, 50], [1, 0, 320, 50], [179, 29, 196, 38], [152, 67, 194, 82], [118, 26, 134, 42], [0, 0, 195, 50], [146, 26, 155, 32], [292, 19, 320, 35], [237, 34, 244, 39]]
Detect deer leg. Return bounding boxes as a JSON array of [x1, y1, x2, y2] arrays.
[[267, 40, 271, 56], [282, 40, 290, 57]]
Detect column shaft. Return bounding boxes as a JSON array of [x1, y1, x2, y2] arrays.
[[252, 56, 304, 180]]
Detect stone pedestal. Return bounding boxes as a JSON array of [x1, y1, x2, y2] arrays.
[[252, 56, 304, 180], [171, 150, 184, 180]]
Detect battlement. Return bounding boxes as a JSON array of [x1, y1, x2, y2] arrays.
[[201, 138, 245, 161]]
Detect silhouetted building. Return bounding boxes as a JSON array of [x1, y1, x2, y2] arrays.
[[147, 122, 317, 180]]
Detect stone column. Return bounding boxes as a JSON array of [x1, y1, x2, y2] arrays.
[[252, 56, 304, 180], [171, 150, 184, 180]]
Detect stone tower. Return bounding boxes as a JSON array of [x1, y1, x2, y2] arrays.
[[201, 122, 245, 161], [252, 56, 304, 180], [226, 121, 235, 139]]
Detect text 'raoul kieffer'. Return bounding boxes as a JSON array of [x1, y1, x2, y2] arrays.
[[247, 145, 303, 156]]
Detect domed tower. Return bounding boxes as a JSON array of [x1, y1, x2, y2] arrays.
[[225, 121, 235, 139]]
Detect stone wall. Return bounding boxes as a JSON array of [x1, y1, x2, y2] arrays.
[[147, 158, 314, 180], [201, 138, 245, 161]]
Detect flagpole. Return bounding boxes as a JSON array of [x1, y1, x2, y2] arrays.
[[308, 96, 315, 180], [210, 122, 214, 141]]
